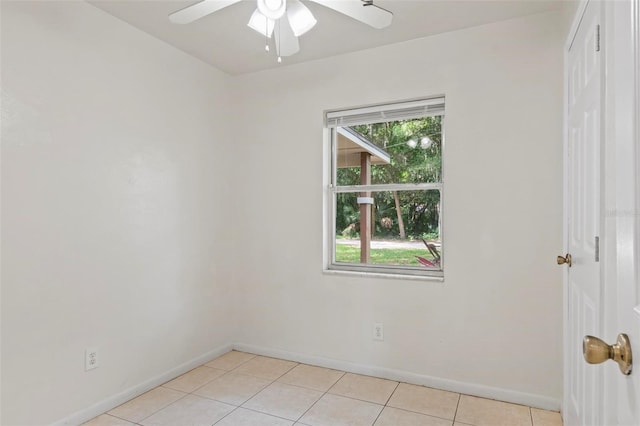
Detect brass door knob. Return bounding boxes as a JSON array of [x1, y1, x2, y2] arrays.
[[583, 334, 633, 375], [557, 253, 572, 267]]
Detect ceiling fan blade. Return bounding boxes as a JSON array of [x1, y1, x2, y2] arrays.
[[308, 0, 392, 29], [169, 0, 242, 24], [274, 15, 300, 57], [287, 0, 317, 36]]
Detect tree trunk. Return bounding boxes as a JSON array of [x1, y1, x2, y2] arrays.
[[371, 202, 376, 238], [393, 190, 406, 239]]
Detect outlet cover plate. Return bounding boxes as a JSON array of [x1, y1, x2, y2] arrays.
[[85, 347, 99, 371], [373, 323, 384, 341]]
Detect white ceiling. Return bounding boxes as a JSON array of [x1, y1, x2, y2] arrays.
[[89, 0, 567, 75]]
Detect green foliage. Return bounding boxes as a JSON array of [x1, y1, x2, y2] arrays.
[[335, 245, 438, 266], [336, 193, 359, 236], [335, 116, 443, 240]]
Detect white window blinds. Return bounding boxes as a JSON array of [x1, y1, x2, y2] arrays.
[[325, 97, 445, 128]]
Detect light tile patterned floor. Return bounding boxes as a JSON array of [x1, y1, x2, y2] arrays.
[[84, 351, 563, 426]]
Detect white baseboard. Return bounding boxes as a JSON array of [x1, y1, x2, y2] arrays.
[[52, 341, 561, 425], [233, 342, 561, 412], [52, 343, 233, 426]]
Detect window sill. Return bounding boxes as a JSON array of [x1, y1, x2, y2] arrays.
[[322, 268, 444, 282]]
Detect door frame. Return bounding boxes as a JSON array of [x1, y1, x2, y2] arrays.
[[562, 1, 600, 423], [602, 0, 640, 424]]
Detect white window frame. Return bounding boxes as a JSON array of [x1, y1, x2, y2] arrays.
[[323, 96, 445, 280]]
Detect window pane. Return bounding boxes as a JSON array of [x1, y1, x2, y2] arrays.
[[334, 190, 441, 268], [336, 116, 442, 186]]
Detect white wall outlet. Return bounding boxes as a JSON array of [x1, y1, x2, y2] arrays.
[[373, 323, 384, 341], [85, 347, 99, 371]]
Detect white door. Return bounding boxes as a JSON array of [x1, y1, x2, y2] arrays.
[[565, 1, 640, 425], [564, 1, 603, 425]]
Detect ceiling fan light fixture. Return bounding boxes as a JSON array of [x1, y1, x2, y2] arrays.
[[169, 0, 394, 64], [287, 0, 317, 37], [248, 9, 275, 37], [257, 0, 287, 20]]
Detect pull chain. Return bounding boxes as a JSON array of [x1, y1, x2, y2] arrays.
[[277, 19, 282, 63], [264, 15, 270, 52]]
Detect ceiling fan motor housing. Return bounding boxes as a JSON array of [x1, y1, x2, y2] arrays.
[[258, 0, 287, 20]]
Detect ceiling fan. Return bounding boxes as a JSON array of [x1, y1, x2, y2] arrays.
[[169, 0, 393, 62]]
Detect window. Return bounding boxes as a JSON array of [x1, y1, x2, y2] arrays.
[[325, 97, 444, 278]]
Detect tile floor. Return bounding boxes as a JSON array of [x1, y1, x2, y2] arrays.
[[84, 351, 563, 426]]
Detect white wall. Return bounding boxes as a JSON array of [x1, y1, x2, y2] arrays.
[[1, 2, 235, 425], [230, 11, 565, 405], [1, 3, 568, 423]]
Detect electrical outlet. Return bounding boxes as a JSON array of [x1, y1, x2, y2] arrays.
[[373, 323, 384, 341], [85, 347, 99, 371]]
